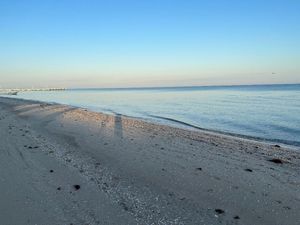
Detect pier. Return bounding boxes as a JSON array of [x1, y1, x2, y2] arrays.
[[0, 88, 66, 95]]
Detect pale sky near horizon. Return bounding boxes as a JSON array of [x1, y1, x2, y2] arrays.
[[0, 0, 300, 88]]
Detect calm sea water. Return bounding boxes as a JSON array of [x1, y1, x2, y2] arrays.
[[7, 84, 300, 146]]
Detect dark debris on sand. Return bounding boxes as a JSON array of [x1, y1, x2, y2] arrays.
[[269, 158, 284, 164], [73, 184, 81, 190], [215, 209, 225, 214]]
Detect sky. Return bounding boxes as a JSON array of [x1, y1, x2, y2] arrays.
[[0, 0, 299, 88]]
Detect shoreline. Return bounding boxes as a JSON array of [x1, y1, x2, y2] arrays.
[[3, 96, 300, 149], [0, 96, 299, 224]]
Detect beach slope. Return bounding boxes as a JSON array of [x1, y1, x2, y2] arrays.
[[0, 97, 299, 225]]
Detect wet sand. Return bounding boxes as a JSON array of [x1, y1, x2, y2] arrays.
[[0, 96, 299, 225]]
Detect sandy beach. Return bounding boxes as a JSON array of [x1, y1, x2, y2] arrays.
[[0, 96, 299, 225]]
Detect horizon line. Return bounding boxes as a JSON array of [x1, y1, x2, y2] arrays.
[[70, 82, 300, 90], [1, 82, 299, 91]]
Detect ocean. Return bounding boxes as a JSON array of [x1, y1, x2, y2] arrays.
[[6, 84, 300, 147]]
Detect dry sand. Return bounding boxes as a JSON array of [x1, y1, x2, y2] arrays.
[[0, 96, 299, 225]]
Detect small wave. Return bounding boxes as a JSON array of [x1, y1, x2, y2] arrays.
[[147, 114, 300, 147]]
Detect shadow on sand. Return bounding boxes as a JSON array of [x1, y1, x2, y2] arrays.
[[114, 113, 123, 139]]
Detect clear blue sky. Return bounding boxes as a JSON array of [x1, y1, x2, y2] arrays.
[[0, 0, 299, 88]]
